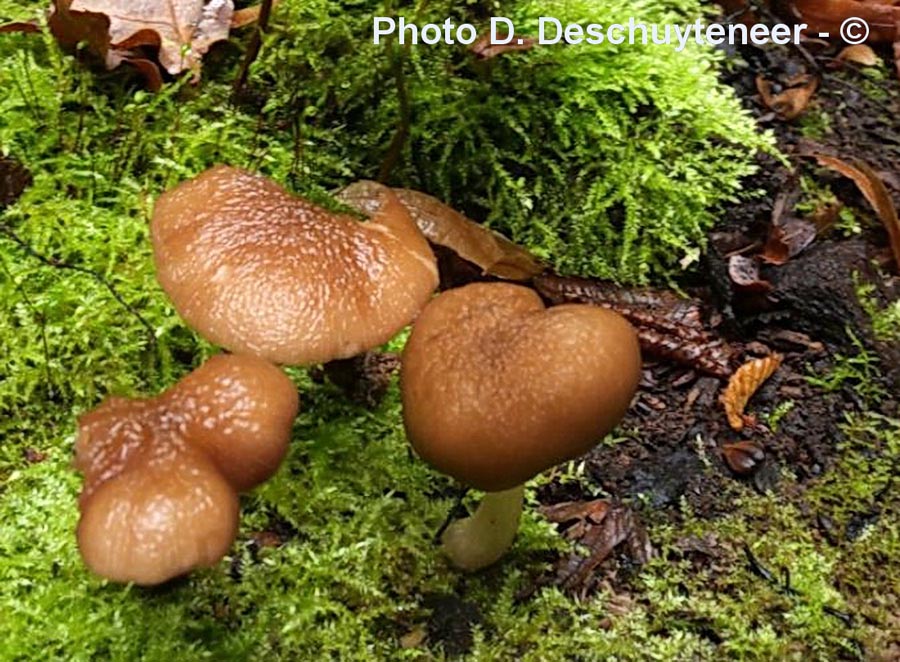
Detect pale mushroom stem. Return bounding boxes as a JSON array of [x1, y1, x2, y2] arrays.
[[440, 484, 526, 571]]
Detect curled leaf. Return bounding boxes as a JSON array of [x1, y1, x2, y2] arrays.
[[721, 354, 783, 431], [837, 44, 881, 66], [339, 181, 543, 281], [728, 255, 773, 293], [722, 441, 765, 476], [756, 74, 819, 120], [761, 217, 819, 265], [812, 154, 900, 270], [49, 0, 234, 83]]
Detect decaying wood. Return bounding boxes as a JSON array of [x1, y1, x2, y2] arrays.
[[534, 274, 736, 378]]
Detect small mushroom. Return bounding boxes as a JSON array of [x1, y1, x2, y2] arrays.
[[401, 283, 641, 571], [151, 166, 438, 365], [75, 354, 298, 584]]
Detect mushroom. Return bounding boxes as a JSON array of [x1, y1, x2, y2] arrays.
[[400, 282, 641, 571], [151, 166, 439, 365], [75, 353, 298, 585]]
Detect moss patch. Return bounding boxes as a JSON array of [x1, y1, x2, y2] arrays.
[[0, 1, 895, 661]]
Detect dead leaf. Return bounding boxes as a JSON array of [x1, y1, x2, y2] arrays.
[[399, 625, 427, 649], [761, 217, 819, 265], [813, 154, 900, 270], [721, 441, 765, 475], [721, 354, 783, 431], [756, 74, 819, 120], [837, 44, 881, 66], [728, 255, 773, 293], [470, 34, 537, 59], [339, 181, 543, 281], [554, 504, 653, 593], [789, 0, 900, 43], [541, 499, 610, 540], [49, 0, 234, 82], [0, 21, 41, 34], [231, 1, 277, 28]]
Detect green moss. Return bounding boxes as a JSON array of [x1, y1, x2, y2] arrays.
[[252, 0, 773, 283], [0, 0, 895, 660]]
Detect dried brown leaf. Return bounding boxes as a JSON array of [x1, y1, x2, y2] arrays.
[[728, 255, 773, 293], [540, 499, 610, 530], [0, 21, 41, 34], [837, 44, 881, 66], [339, 181, 543, 281], [756, 74, 819, 120], [813, 154, 900, 270], [470, 34, 537, 59], [50, 0, 234, 78], [721, 354, 783, 431], [789, 0, 900, 43], [721, 441, 765, 475], [556, 505, 652, 593], [761, 217, 819, 265]]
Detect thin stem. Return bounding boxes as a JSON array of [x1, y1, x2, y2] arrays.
[[441, 484, 525, 571], [232, 0, 275, 101]]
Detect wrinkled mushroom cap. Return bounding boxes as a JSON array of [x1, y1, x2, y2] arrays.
[[77, 447, 239, 586], [164, 353, 299, 491], [74, 353, 298, 584], [401, 282, 641, 492], [152, 166, 438, 365]]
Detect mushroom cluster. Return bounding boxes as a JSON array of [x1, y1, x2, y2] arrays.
[[77, 165, 640, 584], [75, 354, 298, 585], [401, 283, 641, 570]]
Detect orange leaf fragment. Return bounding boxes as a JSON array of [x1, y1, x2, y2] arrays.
[[721, 354, 783, 431], [837, 44, 881, 66]]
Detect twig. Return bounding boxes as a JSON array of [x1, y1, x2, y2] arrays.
[[232, 0, 274, 100], [743, 543, 861, 651], [377, 38, 412, 183], [0, 222, 157, 348]]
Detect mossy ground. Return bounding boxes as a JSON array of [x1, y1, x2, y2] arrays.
[[0, 1, 897, 660]]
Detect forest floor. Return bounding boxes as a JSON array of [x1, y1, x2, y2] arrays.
[[0, 2, 898, 661]]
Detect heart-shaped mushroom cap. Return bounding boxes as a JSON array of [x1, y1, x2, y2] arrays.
[[401, 283, 641, 492], [152, 166, 439, 365]]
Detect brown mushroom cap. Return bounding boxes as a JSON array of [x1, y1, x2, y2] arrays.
[[74, 353, 298, 584], [164, 353, 299, 491], [401, 282, 641, 492], [151, 166, 439, 365], [77, 447, 239, 586]]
